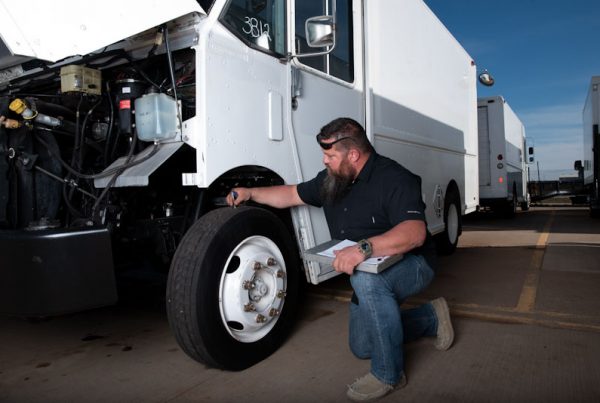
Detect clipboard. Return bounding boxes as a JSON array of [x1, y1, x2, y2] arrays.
[[302, 239, 404, 274]]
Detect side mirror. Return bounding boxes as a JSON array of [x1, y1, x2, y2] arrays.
[[528, 146, 534, 155], [305, 16, 334, 48], [478, 70, 495, 87], [574, 160, 583, 170]]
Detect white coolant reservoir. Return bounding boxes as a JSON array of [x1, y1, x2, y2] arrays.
[[134, 93, 178, 142]]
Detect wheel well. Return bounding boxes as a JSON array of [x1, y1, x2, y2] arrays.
[[205, 166, 296, 235]]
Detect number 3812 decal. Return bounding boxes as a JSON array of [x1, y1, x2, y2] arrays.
[[243, 16, 272, 42]]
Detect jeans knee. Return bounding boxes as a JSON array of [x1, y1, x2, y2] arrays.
[[349, 338, 371, 359], [350, 271, 380, 296]]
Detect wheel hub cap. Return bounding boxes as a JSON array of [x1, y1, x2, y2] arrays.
[[219, 236, 287, 343]]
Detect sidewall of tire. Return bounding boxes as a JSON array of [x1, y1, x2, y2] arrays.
[[167, 207, 299, 370], [436, 190, 461, 255]]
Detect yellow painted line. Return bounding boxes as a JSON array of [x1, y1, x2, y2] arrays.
[[515, 210, 555, 313], [450, 308, 600, 334], [406, 297, 600, 321], [310, 292, 600, 333]]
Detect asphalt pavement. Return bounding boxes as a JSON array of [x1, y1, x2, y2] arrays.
[[1, 206, 599, 402]]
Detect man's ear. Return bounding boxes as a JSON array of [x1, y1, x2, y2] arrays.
[[348, 148, 360, 163]]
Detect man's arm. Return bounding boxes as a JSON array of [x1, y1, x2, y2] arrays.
[[226, 185, 306, 209], [332, 220, 426, 274], [369, 220, 426, 257]]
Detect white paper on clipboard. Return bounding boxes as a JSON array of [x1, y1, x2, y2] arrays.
[[317, 240, 393, 265], [303, 239, 404, 274]]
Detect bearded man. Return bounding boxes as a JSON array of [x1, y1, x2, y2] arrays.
[[227, 117, 453, 402]]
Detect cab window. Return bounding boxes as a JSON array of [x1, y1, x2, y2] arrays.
[[295, 0, 354, 82], [220, 0, 287, 55]]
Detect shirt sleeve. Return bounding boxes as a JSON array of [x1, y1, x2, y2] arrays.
[[387, 172, 427, 225], [296, 169, 327, 207]]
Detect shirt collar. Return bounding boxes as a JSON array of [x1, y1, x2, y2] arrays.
[[354, 152, 377, 184]]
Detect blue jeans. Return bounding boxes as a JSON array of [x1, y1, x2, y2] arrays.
[[349, 254, 437, 385]]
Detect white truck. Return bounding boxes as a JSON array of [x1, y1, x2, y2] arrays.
[[580, 76, 600, 217], [0, 0, 487, 370], [477, 96, 530, 216]]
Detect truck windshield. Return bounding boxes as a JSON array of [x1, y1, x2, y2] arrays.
[[220, 0, 287, 55]]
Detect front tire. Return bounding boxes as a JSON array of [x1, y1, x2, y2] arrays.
[[166, 206, 299, 370]]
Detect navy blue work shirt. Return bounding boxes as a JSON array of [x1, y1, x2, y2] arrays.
[[297, 152, 436, 268]]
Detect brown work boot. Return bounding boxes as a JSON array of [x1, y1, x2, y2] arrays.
[[346, 372, 407, 401], [431, 297, 454, 350]]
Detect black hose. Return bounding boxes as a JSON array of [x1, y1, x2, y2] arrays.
[[34, 165, 97, 200], [71, 95, 84, 168], [103, 82, 115, 165], [110, 127, 123, 162], [78, 97, 103, 166], [35, 126, 103, 153], [35, 133, 159, 180], [62, 183, 84, 220]]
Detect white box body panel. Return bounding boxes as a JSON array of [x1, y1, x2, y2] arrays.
[[478, 96, 528, 205], [583, 76, 600, 186], [365, 0, 479, 234]]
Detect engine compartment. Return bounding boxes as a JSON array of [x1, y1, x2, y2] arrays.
[[0, 24, 199, 270]]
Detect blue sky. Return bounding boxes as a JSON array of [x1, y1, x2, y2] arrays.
[[425, 0, 600, 180]]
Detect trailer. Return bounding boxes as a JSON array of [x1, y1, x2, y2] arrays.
[[581, 76, 600, 217], [0, 0, 483, 369], [477, 96, 530, 216]]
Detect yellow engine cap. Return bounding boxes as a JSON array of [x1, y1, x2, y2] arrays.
[[9, 98, 27, 114]]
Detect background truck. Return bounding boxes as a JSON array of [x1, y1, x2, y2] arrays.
[[579, 76, 600, 217], [477, 96, 530, 216], [0, 0, 486, 370]]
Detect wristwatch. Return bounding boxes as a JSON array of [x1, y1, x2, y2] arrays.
[[357, 239, 373, 259]]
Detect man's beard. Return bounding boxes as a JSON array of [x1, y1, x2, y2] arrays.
[[320, 160, 357, 205]]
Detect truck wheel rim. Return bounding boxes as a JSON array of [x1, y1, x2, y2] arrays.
[[447, 204, 459, 244], [218, 236, 287, 343]]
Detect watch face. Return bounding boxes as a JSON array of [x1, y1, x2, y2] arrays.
[[359, 240, 372, 257]]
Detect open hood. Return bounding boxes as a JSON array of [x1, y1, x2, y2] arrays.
[[0, 0, 203, 69]]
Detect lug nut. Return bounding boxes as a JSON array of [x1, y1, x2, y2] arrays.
[[242, 280, 254, 290], [277, 290, 286, 299], [244, 303, 256, 312], [253, 262, 262, 271], [267, 257, 277, 266], [276, 270, 285, 278], [269, 308, 280, 317], [255, 314, 267, 323]]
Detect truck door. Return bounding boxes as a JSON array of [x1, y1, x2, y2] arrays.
[[290, 0, 364, 283]]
